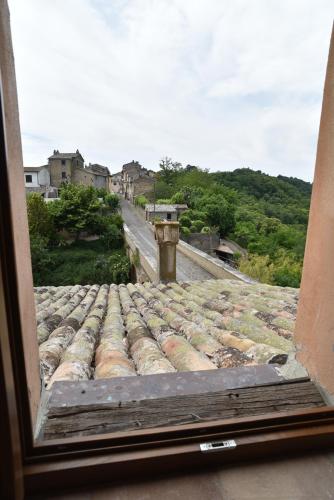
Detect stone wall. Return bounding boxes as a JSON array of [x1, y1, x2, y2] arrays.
[[177, 239, 255, 283], [132, 177, 154, 201], [123, 224, 156, 282], [180, 232, 219, 256], [49, 158, 73, 187], [71, 166, 95, 186]]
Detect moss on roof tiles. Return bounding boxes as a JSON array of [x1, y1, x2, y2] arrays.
[[35, 279, 300, 387]]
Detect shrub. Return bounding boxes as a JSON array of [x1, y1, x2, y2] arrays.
[[92, 253, 130, 284], [238, 254, 274, 284], [171, 191, 185, 204], [135, 195, 149, 208], [201, 226, 211, 234], [100, 224, 123, 250], [186, 209, 207, 222], [191, 219, 205, 232], [156, 199, 172, 204], [178, 215, 191, 228], [27, 193, 55, 241], [181, 226, 191, 236], [29, 234, 53, 285], [108, 213, 124, 230], [104, 193, 120, 212], [96, 188, 108, 199]]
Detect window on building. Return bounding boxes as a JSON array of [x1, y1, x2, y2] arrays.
[[25, 174, 32, 183], [167, 212, 172, 220], [61, 159, 66, 166], [61, 171, 66, 179]]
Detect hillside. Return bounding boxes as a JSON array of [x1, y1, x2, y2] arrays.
[[150, 161, 312, 287]]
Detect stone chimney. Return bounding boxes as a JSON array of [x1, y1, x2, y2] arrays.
[[155, 221, 179, 282]]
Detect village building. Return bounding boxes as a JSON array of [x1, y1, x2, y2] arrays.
[[24, 150, 111, 195], [24, 165, 58, 198], [172, 204, 188, 218], [121, 160, 155, 203], [109, 171, 122, 194], [87, 163, 110, 190], [145, 203, 188, 222], [145, 204, 178, 222], [215, 243, 235, 263]]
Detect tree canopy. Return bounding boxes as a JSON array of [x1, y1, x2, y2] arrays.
[[155, 161, 311, 287]]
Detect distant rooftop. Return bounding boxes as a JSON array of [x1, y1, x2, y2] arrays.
[[48, 149, 83, 160], [36, 279, 299, 389], [145, 204, 177, 212], [24, 165, 48, 172]]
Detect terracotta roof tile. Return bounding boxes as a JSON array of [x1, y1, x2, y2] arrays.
[[34, 279, 300, 388]]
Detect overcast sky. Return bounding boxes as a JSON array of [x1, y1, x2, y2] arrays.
[[8, 0, 334, 180]]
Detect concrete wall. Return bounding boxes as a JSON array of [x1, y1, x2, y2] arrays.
[[123, 224, 157, 282], [181, 232, 219, 256], [38, 166, 50, 187], [24, 171, 39, 187]]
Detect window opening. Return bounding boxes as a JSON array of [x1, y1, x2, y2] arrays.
[[4, 1, 332, 447]]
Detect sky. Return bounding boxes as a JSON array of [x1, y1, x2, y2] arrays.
[[8, 0, 334, 180]]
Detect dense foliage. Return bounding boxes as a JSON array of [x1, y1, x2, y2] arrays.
[[27, 187, 130, 286], [37, 241, 130, 286], [134, 194, 149, 208], [155, 161, 311, 287]]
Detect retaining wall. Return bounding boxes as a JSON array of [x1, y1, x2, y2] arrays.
[[123, 224, 157, 282], [177, 240, 256, 283]]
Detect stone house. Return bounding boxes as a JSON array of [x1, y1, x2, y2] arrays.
[[87, 163, 110, 190], [24, 150, 111, 195], [145, 204, 177, 222], [109, 172, 122, 194], [122, 161, 155, 203], [48, 150, 86, 187]]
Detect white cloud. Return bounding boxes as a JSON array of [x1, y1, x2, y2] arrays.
[[8, 0, 334, 180]]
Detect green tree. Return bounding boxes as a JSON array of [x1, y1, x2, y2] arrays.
[[158, 156, 182, 185], [239, 254, 275, 284], [29, 234, 53, 285], [49, 184, 102, 239], [100, 224, 123, 250], [171, 191, 185, 204], [104, 193, 120, 212], [27, 193, 54, 240]]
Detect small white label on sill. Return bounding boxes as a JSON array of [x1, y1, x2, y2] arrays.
[[200, 439, 237, 452]]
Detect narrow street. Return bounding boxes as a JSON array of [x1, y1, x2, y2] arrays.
[[120, 199, 214, 281]]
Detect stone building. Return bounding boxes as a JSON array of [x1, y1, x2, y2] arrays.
[[145, 204, 178, 222], [48, 150, 110, 190], [121, 160, 155, 202], [109, 172, 122, 194], [87, 163, 110, 190], [24, 150, 111, 195]]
